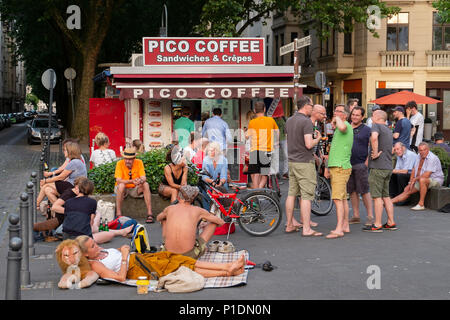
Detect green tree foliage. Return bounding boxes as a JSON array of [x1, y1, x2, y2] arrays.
[[0, 0, 206, 140], [433, 0, 450, 24], [25, 93, 39, 109], [195, 0, 400, 38]]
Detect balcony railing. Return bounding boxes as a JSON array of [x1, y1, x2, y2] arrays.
[[379, 51, 415, 67], [426, 50, 450, 67]]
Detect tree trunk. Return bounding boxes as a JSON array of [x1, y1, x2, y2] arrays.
[[70, 48, 99, 143]]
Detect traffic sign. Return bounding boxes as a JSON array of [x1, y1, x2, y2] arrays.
[[279, 42, 295, 56], [64, 68, 76, 80], [295, 35, 311, 49], [315, 71, 326, 89], [41, 69, 56, 90]]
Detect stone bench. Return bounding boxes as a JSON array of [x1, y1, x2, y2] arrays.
[[409, 187, 450, 210], [91, 193, 171, 219]]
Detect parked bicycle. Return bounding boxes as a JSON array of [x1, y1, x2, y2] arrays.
[[192, 167, 282, 238]]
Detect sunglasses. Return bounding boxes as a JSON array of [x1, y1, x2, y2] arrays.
[[128, 170, 132, 179]]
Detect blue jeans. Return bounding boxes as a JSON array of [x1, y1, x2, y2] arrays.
[[199, 186, 211, 212]]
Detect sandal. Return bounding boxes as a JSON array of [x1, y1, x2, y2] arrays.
[[302, 231, 323, 237], [145, 215, 155, 224], [325, 231, 344, 239], [285, 226, 300, 233]]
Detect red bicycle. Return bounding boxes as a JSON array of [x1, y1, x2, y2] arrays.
[[193, 167, 282, 237]]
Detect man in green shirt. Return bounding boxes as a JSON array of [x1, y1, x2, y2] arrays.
[[174, 107, 195, 149], [324, 104, 353, 239]]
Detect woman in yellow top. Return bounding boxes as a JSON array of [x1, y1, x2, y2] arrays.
[[245, 101, 279, 189]]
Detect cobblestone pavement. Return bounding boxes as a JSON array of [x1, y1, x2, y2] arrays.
[[0, 122, 42, 241]]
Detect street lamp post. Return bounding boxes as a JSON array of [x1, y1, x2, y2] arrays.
[[160, 4, 168, 37]]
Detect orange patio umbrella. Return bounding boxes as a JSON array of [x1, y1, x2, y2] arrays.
[[370, 90, 442, 105]]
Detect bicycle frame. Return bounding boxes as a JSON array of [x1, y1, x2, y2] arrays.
[[202, 181, 245, 219]]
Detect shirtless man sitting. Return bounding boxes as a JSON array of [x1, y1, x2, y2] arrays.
[[157, 185, 224, 259]]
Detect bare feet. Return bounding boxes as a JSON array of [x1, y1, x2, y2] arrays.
[[325, 230, 344, 239], [228, 254, 245, 276], [120, 225, 134, 237]]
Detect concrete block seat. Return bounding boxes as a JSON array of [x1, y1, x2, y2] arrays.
[[409, 187, 450, 210], [90, 193, 171, 219]]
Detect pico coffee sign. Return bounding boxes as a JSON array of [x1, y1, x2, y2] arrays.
[[143, 37, 265, 66]]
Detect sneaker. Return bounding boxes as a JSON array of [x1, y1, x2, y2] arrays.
[[349, 217, 361, 224], [207, 240, 222, 252], [411, 204, 425, 211], [382, 223, 398, 231], [218, 241, 235, 253], [362, 224, 383, 233]]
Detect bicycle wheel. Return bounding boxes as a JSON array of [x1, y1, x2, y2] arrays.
[[311, 176, 334, 216], [237, 191, 282, 236]]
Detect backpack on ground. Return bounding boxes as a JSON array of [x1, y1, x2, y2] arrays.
[[130, 224, 150, 254]]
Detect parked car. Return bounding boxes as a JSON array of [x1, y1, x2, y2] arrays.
[[8, 113, 16, 124], [14, 112, 25, 123], [0, 114, 11, 127], [27, 118, 62, 144], [24, 111, 34, 120], [0, 116, 4, 130]]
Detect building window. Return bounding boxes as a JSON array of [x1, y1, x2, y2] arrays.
[[433, 12, 450, 50], [290, 32, 298, 64], [387, 12, 409, 51], [320, 25, 335, 57], [344, 33, 352, 54], [274, 34, 279, 65], [280, 33, 284, 65], [343, 17, 352, 54], [303, 30, 310, 64]]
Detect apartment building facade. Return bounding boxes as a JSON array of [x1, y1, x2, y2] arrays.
[[0, 20, 26, 114], [270, 0, 450, 139]]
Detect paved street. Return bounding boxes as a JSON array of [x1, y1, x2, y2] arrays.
[[1, 123, 450, 300]]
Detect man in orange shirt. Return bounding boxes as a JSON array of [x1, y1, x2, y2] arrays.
[[114, 147, 153, 223], [246, 101, 279, 188]]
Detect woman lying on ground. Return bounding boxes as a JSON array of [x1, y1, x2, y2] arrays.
[[60, 177, 133, 243], [36, 141, 87, 211], [76, 235, 245, 282], [158, 146, 188, 203]]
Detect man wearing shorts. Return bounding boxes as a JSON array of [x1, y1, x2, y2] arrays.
[[285, 96, 322, 237], [347, 106, 374, 226], [391, 142, 444, 211], [246, 101, 279, 189], [363, 110, 396, 232], [324, 104, 353, 239], [114, 147, 153, 223], [157, 185, 225, 259]]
